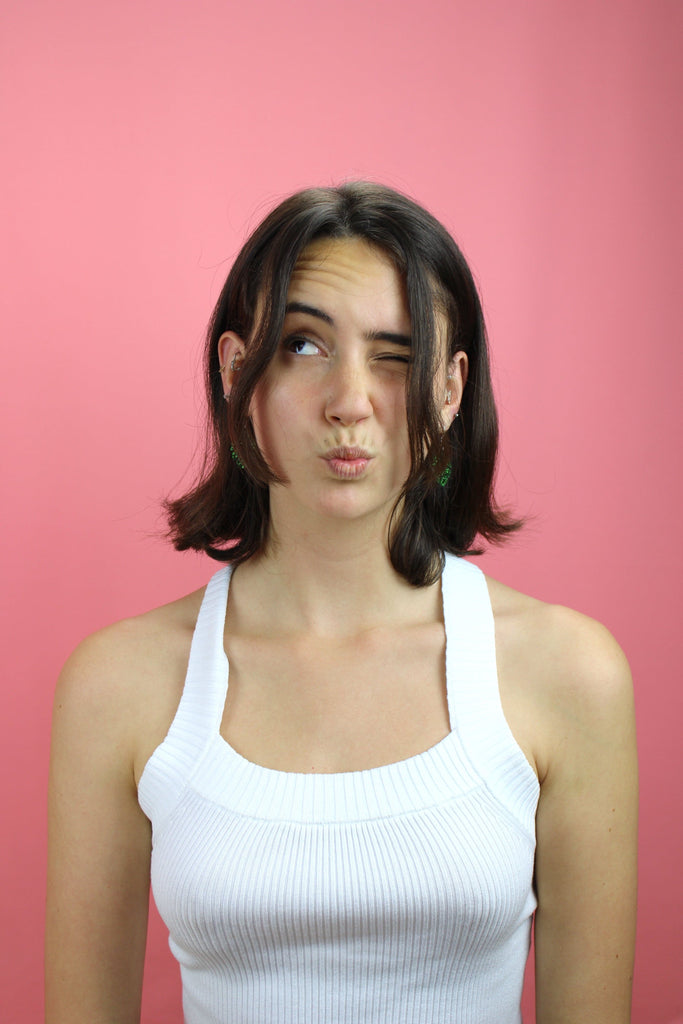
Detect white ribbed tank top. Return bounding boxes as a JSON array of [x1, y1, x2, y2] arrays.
[[138, 555, 540, 1024]]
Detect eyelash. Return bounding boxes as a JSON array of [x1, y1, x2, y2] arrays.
[[376, 353, 411, 364]]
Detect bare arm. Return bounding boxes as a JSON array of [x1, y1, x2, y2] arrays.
[[533, 610, 638, 1024], [46, 628, 156, 1024]]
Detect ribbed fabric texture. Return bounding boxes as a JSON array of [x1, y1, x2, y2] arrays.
[[138, 555, 540, 1024]]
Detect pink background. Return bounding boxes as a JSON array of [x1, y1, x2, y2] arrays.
[[2, 1, 681, 1021]]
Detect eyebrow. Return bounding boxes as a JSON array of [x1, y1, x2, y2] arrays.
[[285, 301, 412, 347]]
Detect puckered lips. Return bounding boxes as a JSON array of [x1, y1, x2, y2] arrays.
[[322, 446, 373, 479]]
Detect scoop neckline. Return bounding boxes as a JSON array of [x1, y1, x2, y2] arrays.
[[138, 555, 539, 827], [215, 709, 458, 781], [215, 568, 456, 781]]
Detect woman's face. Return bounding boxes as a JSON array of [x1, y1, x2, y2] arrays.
[[221, 237, 464, 531]]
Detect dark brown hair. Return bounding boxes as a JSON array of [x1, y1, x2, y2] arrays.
[[165, 181, 520, 586]]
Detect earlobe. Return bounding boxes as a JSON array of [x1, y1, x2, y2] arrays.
[[218, 332, 247, 399], [440, 351, 468, 431]]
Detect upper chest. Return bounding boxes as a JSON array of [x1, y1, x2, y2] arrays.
[[220, 623, 452, 774], [217, 615, 538, 779]]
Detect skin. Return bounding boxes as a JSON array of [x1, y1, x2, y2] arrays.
[[46, 238, 637, 1023]]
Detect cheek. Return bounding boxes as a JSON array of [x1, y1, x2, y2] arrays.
[[248, 383, 277, 455], [249, 382, 308, 463], [384, 394, 411, 479], [387, 390, 410, 442]]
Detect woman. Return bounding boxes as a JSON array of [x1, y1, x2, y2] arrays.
[[46, 182, 638, 1023]]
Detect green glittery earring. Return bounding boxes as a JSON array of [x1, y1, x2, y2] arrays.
[[437, 463, 452, 488], [431, 451, 452, 488], [436, 408, 459, 487], [230, 444, 246, 471]]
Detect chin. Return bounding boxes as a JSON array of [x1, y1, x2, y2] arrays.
[[314, 488, 399, 524]]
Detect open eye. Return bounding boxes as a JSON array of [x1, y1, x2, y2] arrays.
[[284, 334, 321, 356]]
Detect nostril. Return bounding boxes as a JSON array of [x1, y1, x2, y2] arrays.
[[324, 377, 373, 426]]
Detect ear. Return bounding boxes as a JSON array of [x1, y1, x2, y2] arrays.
[[217, 332, 247, 398], [440, 350, 469, 432]]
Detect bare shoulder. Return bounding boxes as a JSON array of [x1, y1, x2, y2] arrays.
[[485, 575, 634, 782], [55, 586, 206, 782], [484, 577, 638, 1016], [59, 587, 205, 686]]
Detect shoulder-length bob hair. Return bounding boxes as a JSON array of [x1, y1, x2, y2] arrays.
[[165, 181, 520, 586]]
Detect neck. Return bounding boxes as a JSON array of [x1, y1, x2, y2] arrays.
[[232, 499, 437, 638]]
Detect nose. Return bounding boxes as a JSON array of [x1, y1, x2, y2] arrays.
[[324, 359, 373, 427]]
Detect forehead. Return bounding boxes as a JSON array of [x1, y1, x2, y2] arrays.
[[287, 237, 410, 329]]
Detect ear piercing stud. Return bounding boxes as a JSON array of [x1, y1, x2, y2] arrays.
[[221, 355, 242, 397], [219, 356, 243, 373]]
